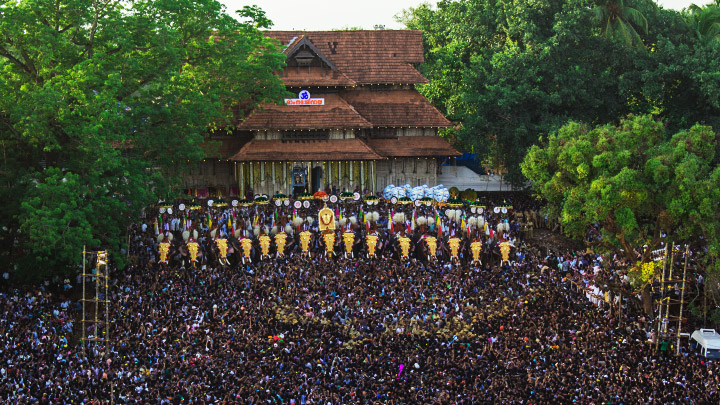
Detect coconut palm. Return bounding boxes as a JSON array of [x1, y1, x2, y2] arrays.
[[686, 3, 720, 45], [592, 0, 650, 49]]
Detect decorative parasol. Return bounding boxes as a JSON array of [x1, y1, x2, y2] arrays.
[[186, 201, 202, 211], [446, 198, 464, 208], [396, 196, 413, 205], [364, 195, 379, 206]]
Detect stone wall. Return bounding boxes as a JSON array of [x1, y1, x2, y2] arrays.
[[375, 157, 438, 189]]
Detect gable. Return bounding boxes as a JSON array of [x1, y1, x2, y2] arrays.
[[268, 30, 428, 85], [285, 36, 337, 70]]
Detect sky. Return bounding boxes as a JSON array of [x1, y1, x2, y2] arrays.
[[220, 0, 711, 31]]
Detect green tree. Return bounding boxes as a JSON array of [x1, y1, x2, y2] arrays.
[[521, 115, 720, 311], [686, 3, 720, 44], [400, 0, 720, 184], [0, 0, 287, 279], [592, 0, 651, 48]]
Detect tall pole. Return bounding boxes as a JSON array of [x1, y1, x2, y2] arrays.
[[95, 253, 100, 355], [676, 245, 689, 356], [655, 244, 669, 353], [704, 278, 708, 326], [663, 243, 676, 337], [81, 245, 86, 350], [105, 253, 110, 357]]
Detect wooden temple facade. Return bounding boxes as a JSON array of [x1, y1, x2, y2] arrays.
[[183, 30, 459, 198]]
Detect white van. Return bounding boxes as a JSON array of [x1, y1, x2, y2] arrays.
[[690, 329, 720, 359]]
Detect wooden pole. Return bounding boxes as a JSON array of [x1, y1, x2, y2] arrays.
[[655, 244, 668, 354], [105, 253, 109, 357], [663, 244, 676, 336], [82, 245, 86, 350], [676, 244, 689, 356]]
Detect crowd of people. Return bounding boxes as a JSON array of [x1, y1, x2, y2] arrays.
[[1, 195, 718, 403]]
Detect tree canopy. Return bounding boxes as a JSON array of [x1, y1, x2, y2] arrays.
[[399, 0, 720, 183], [521, 115, 720, 286], [0, 0, 287, 279]]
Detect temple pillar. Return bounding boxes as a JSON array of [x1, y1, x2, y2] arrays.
[[249, 162, 253, 193], [260, 161, 266, 189], [360, 161, 365, 194], [271, 162, 276, 194]]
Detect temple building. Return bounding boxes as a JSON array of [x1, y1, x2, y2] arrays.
[[182, 30, 459, 198]]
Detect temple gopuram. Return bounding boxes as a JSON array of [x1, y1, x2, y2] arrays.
[[183, 30, 459, 198]]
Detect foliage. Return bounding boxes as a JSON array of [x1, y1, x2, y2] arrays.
[[521, 115, 720, 280], [628, 260, 662, 287], [592, 0, 651, 49], [399, 0, 720, 184], [0, 0, 287, 279], [686, 2, 720, 44]]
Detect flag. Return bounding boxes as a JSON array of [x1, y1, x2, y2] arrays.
[[154, 220, 159, 235], [388, 212, 393, 232], [437, 217, 442, 237]]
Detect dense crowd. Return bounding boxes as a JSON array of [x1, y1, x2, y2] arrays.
[[1, 196, 718, 403]]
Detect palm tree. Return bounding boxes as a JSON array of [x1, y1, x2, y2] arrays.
[[592, 0, 650, 49], [686, 3, 720, 45]]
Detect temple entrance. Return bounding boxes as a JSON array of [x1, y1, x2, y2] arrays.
[[311, 166, 323, 193], [292, 165, 307, 197]]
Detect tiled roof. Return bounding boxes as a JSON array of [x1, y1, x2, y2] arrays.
[[268, 30, 428, 85], [230, 139, 384, 161], [237, 93, 372, 130], [282, 67, 356, 87], [341, 90, 452, 128], [204, 135, 252, 159], [366, 136, 461, 157]]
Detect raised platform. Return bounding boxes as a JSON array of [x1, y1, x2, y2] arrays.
[[438, 166, 514, 191]]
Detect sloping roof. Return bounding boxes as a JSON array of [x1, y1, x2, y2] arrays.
[[282, 66, 356, 87], [285, 36, 337, 70], [366, 136, 461, 157], [238, 93, 372, 130], [230, 139, 384, 161], [269, 30, 428, 85], [341, 90, 452, 128]]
